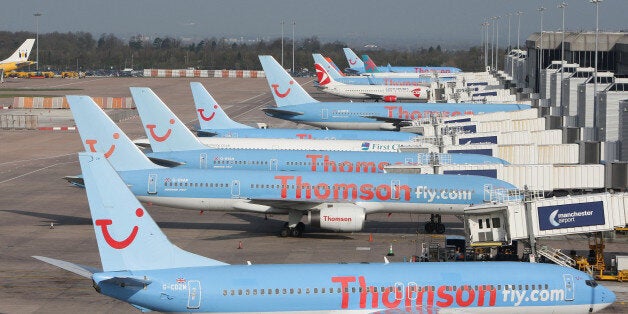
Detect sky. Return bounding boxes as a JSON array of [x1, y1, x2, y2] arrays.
[[3, 0, 626, 49]]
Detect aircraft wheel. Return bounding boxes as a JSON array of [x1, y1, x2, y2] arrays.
[[290, 227, 302, 237], [425, 222, 435, 234], [280, 227, 290, 237], [296, 222, 305, 232], [435, 223, 446, 234]]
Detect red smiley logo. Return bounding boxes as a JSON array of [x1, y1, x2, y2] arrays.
[[95, 207, 143, 249], [85, 133, 119, 158], [197, 104, 218, 121], [271, 81, 293, 98], [349, 59, 357, 65], [146, 119, 175, 142]]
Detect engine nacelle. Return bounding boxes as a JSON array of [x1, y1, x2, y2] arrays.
[[308, 206, 365, 232], [383, 95, 397, 102]]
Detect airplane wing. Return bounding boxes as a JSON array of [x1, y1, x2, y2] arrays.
[[32, 256, 100, 278], [364, 115, 413, 128], [247, 198, 354, 211], [363, 93, 385, 100], [261, 108, 304, 117]]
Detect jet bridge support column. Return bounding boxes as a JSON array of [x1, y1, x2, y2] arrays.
[[523, 185, 537, 262]]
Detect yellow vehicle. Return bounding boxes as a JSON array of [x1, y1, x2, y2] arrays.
[[61, 71, 79, 78]]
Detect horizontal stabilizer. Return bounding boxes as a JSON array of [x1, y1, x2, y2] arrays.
[[63, 175, 85, 188], [99, 275, 153, 287], [261, 107, 304, 117], [196, 130, 218, 137], [32, 256, 100, 278], [364, 115, 412, 128], [146, 157, 185, 168]]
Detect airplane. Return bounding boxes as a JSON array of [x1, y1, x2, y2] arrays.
[[69, 92, 508, 178], [67, 94, 520, 236], [35, 151, 616, 313], [343, 47, 462, 75], [315, 53, 442, 87], [131, 86, 432, 153], [313, 54, 429, 102], [0, 39, 35, 81], [189, 82, 423, 141], [259, 55, 531, 131]]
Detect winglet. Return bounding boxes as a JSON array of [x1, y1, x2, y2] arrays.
[[259, 55, 318, 107], [67, 95, 161, 171], [131, 87, 207, 152], [79, 152, 227, 271], [190, 82, 252, 130]]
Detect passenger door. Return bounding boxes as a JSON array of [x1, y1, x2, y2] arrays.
[[563, 274, 574, 301], [187, 280, 201, 309], [147, 174, 157, 194]]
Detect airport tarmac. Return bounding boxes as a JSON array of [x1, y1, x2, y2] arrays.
[[0, 76, 626, 313]]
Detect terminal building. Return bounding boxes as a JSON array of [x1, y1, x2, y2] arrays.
[[501, 31, 628, 162]]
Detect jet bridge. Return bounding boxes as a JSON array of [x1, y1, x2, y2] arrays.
[[464, 192, 628, 249]]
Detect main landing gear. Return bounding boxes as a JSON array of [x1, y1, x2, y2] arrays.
[[280, 210, 305, 237], [280, 222, 305, 237], [425, 214, 446, 234]]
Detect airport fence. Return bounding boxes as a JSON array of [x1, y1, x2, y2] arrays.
[[12, 97, 134, 109], [0, 114, 38, 129], [142, 69, 265, 78]]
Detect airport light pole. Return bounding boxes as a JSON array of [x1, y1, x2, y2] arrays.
[[34, 12, 42, 72], [516, 11, 523, 49], [490, 16, 496, 71], [281, 20, 284, 68], [507, 13, 512, 51], [538, 6, 545, 81], [484, 18, 490, 71], [495, 16, 501, 70], [558, 2, 568, 111], [292, 20, 295, 74], [591, 0, 602, 137]]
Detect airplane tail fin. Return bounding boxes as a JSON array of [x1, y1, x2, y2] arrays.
[[130, 87, 207, 152], [259, 55, 318, 107], [67, 95, 160, 171], [1, 39, 35, 63], [325, 57, 346, 76], [312, 54, 343, 83], [190, 82, 252, 130], [78, 152, 227, 272], [362, 55, 380, 73], [343, 47, 364, 70]]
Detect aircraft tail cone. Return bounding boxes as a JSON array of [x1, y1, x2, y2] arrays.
[[237, 241, 243, 250], [387, 244, 395, 256]]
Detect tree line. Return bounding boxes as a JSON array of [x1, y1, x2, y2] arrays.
[[0, 31, 489, 73]]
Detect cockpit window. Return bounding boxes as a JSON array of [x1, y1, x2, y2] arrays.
[[585, 280, 598, 287]]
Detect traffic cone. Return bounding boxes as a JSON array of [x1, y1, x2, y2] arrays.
[[237, 241, 243, 249], [368, 233, 373, 242], [387, 244, 395, 256]]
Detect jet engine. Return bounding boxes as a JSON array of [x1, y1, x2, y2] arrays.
[[383, 95, 398, 102], [308, 206, 365, 232]]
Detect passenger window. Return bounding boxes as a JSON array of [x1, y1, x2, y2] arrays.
[[230, 290, 235, 296], [222, 290, 227, 296], [492, 218, 501, 228], [238, 289, 242, 295], [306, 288, 310, 294], [525, 285, 529, 290], [245, 289, 250, 295], [282, 288, 286, 294], [297, 288, 301, 294], [290, 288, 294, 294], [253, 289, 257, 295]]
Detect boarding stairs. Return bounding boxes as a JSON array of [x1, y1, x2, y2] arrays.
[[537, 245, 576, 268]]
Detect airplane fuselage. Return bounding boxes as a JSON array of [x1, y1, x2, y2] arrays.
[[120, 167, 516, 216], [147, 150, 508, 172], [202, 128, 420, 141], [321, 83, 429, 101], [264, 102, 530, 130], [93, 262, 614, 313]]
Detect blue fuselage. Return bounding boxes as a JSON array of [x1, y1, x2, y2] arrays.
[[94, 262, 614, 313]]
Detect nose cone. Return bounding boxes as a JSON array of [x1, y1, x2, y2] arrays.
[[595, 283, 616, 311]]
